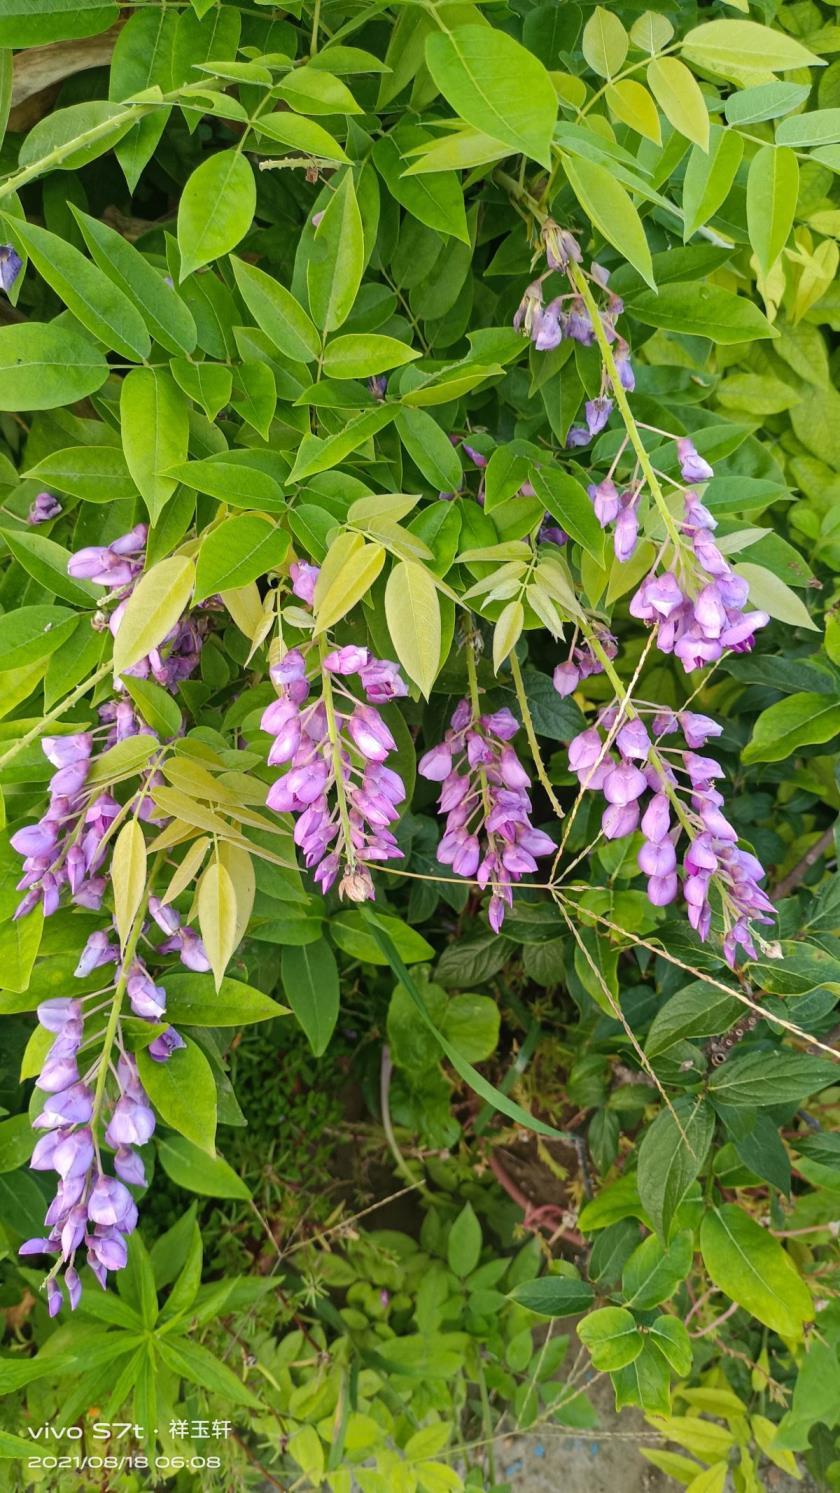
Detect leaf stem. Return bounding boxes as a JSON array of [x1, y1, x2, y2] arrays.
[[0, 660, 112, 773], [509, 649, 564, 818], [567, 261, 684, 554]]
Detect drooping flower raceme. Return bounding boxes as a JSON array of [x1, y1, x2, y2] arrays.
[[419, 701, 554, 932], [567, 707, 773, 963], [629, 454, 769, 673], [263, 644, 408, 902]]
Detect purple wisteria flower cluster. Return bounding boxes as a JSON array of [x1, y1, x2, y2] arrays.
[[628, 458, 769, 673], [19, 976, 183, 1313], [418, 701, 554, 932], [567, 707, 773, 964], [68, 524, 204, 689], [263, 571, 408, 901]]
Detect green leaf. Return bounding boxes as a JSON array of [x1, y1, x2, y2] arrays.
[[274, 64, 360, 116], [682, 126, 744, 239], [123, 676, 182, 738], [194, 515, 288, 602], [699, 1205, 813, 1339], [622, 1231, 693, 1310], [156, 1335, 261, 1409], [307, 171, 365, 332], [17, 100, 137, 173], [645, 981, 741, 1058], [3, 529, 100, 607], [197, 859, 238, 991], [109, 8, 176, 192], [323, 333, 419, 380], [708, 1051, 838, 1107], [312, 531, 386, 634], [776, 109, 840, 148], [447, 1202, 482, 1277], [23, 445, 137, 503], [164, 973, 288, 1027], [156, 1133, 250, 1201], [425, 25, 557, 169], [563, 156, 654, 290], [170, 358, 232, 421], [165, 454, 284, 511], [177, 149, 256, 279], [396, 407, 462, 492], [0, 322, 108, 410], [725, 82, 811, 126], [253, 110, 349, 163], [231, 360, 276, 438], [3, 216, 150, 360], [743, 691, 840, 764], [231, 256, 319, 363], [648, 1316, 692, 1377], [0, 1115, 35, 1174], [626, 283, 775, 343], [0, 605, 76, 671], [0, 0, 117, 47], [637, 1097, 715, 1240], [582, 8, 628, 79], [111, 820, 147, 948], [372, 131, 469, 244], [112, 554, 195, 676], [746, 145, 799, 275], [612, 1339, 672, 1416], [72, 207, 196, 355], [530, 468, 606, 565], [577, 1306, 642, 1371], [681, 20, 823, 78], [281, 939, 340, 1057], [137, 1036, 217, 1154], [508, 1276, 595, 1317], [120, 367, 190, 523], [385, 559, 441, 698], [733, 562, 818, 631], [647, 57, 709, 151]]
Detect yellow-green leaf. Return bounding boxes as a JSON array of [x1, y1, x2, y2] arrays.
[[313, 532, 386, 634], [746, 144, 799, 275], [699, 1205, 813, 1339], [647, 57, 709, 151], [492, 599, 524, 673], [582, 8, 628, 79], [384, 559, 441, 698], [605, 80, 661, 143], [162, 837, 211, 906], [197, 859, 238, 992], [112, 554, 195, 676], [563, 155, 655, 289], [111, 820, 147, 948]]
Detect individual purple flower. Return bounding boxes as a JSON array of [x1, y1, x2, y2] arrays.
[[290, 561, 320, 605], [0, 244, 22, 293], [147, 1026, 186, 1062], [533, 298, 564, 351], [677, 438, 714, 484], [513, 279, 544, 339], [585, 397, 613, 438], [541, 220, 581, 271], [27, 491, 62, 525]]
